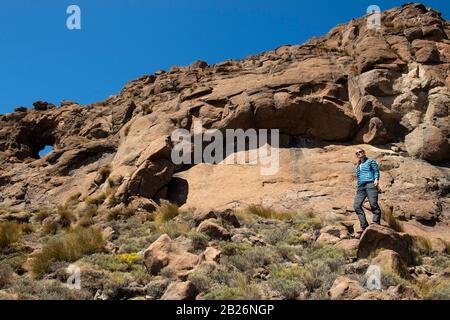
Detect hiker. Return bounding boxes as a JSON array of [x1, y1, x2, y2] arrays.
[[354, 148, 381, 239]]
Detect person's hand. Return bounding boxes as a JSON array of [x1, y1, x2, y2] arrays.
[[373, 179, 379, 187]]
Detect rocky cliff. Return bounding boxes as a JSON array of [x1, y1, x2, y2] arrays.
[[0, 3, 449, 300]]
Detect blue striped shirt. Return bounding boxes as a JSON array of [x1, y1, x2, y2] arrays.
[[356, 158, 380, 187]]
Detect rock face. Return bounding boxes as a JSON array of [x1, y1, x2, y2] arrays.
[[1, 3, 449, 214]]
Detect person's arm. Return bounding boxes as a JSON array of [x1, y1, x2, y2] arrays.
[[371, 160, 380, 186]]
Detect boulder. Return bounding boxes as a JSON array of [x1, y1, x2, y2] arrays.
[[143, 234, 199, 277], [354, 291, 395, 300], [371, 249, 408, 277], [412, 40, 440, 64], [329, 276, 365, 300], [126, 159, 175, 199], [357, 225, 414, 265], [196, 219, 231, 240], [405, 124, 449, 161], [199, 247, 222, 263], [144, 277, 170, 300], [192, 211, 218, 225], [335, 239, 360, 253], [316, 233, 341, 245], [160, 281, 198, 300]]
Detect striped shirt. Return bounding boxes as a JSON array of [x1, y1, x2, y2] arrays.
[[356, 158, 380, 187]]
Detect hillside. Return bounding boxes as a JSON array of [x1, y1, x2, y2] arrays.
[[0, 3, 449, 300]]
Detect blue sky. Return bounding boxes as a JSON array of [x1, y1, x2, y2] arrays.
[[0, 0, 448, 115]]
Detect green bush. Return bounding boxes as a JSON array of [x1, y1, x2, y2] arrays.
[[270, 266, 306, 299], [29, 227, 105, 276], [8, 277, 92, 300], [424, 281, 450, 300], [381, 270, 410, 288]]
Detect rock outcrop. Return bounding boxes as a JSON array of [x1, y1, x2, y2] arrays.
[[0, 2, 449, 301]]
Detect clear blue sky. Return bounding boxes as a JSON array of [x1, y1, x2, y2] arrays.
[[0, 0, 448, 115]]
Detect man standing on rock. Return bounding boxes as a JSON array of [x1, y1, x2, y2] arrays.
[[354, 148, 381, 239]]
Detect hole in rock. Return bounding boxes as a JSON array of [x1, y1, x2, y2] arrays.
[[38, 145, 54, 158]]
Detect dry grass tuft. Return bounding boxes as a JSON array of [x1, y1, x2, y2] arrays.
[[29, 227, 105, 276], [0, 222, 22, 251]]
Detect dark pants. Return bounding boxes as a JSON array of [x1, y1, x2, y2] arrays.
[[354, 181, 381, 229]]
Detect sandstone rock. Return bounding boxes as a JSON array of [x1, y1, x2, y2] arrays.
[[412, 40, 440, 64], [126, 159, 175, 200], [371, 249, 408, 277], [196, 219, 231, 240], [329, 276, 365, 300], [199, 247, 222, 263], [192, 211, 218, 225], [144, 277, 170, 300], [357, 225, 414, 265], [217, 209, 241, 228], [319, 225, 350, 239], [160, 281, 198, 300], [354, 291, 395, 300], [316, 233, 340, 245], [386, 284, 420, 300], [143, 234, 198, 277], [405, 124, 449, 161], [335, 239, 359, 253]]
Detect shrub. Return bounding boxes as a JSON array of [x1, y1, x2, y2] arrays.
[[0, 222, 22, 251], [186, 232, 209, 251], [154, 203, 180, 224], [21, 223, 35, 234], [101, 272, 132, 299], [203, 287, 246, 300], [83, 253, 129, 272], [157, 221, 191, 238], [188, 272, 213, 292], [0, 263, 13, 288], [85, 192, 107, 206], [29, 227, 105, 276], [413, 236, 433, 256], [306, 245, 347, 272], [244, 205, 295, 220], [34, 208, 52, 222], [270, 266, 306, 299], [380, 270, 410, 288], [56, 205, 76, 228], [203, 274, 260, 300], [41, 219, 60, 235], [117, 253, 141, 267], [104, 206, 135, 221], [8, 277, 92, 300], [429, 255, 450, 273], [222, 246, 280, 272], [294, 211, 322, 231], [424, 281, 450, 300], [97, 165, 112, 184]]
